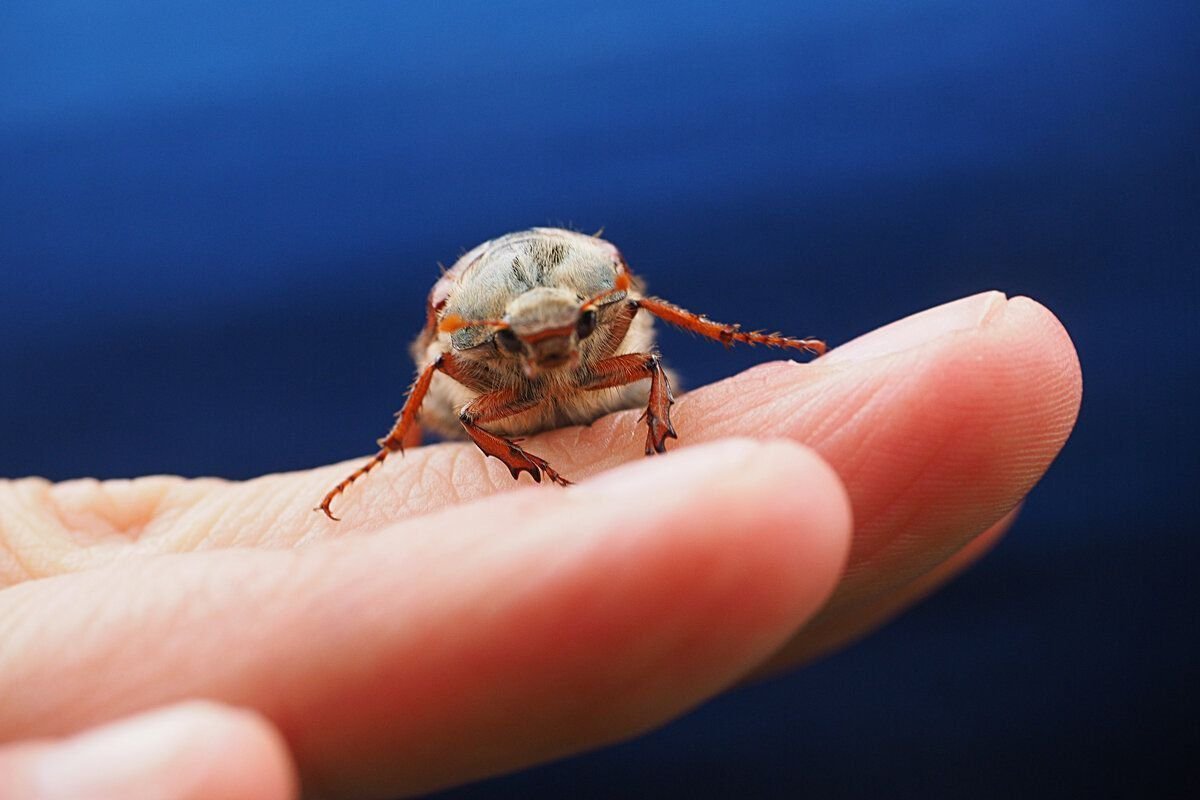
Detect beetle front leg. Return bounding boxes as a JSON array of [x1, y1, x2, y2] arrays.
[[316, 351, 491, 520], [636, 296, 826, 355], [315, 356, 445, 520], [459, 390, 573, 486], [580, 353, 677, 455]]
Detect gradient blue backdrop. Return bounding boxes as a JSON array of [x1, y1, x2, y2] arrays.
[[2, 2, 1196, 797]]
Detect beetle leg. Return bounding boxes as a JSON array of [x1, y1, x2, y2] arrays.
[[635, 296, 826, 355], [580, 353, 677, 455], [316, 352, 491, 520], [459, 390, 572, 486]]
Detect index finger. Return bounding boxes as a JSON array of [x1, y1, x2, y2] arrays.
[[0, 292, 1079, 594]]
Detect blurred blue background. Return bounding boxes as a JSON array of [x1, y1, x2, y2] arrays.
[[2, 1, 1196, 796]]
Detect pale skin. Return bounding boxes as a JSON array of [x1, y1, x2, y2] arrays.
[[0, 292, 1081, 800]]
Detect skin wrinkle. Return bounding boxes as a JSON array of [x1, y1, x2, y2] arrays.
[[378, 458, 417, 524], [536, 401, 614, 460], [0, 513, 36, 586], [276, 481, 333, 546], [68, 478, 184, 541], [794, 370, 891, 481], [272, 480, 334, 545], [0, 546, 25, 588], [444, 443, 506, 505], [10, 572, 128, 720], [178, 492, 238, 553], [829, 306, 1037, 560], [255, 493, 308, 548], [779, 380, 856, 447], [674, 384, 741, 433], [42, 481, 174, 576], [84, 478, 169, 538], [555, 421, 592, 467], [136, 493, 185, 545], [846, 395, 966, 571], [102, 557, 281, 716], [144, 480, 218, 544], [118, 484, 202, 554], [843, 433, 988, 580], [840, 417, 969, 596], [2, 480, 73, 583], [146, 502, 203, 553], [398, 447, 452, 516], [42, 481, 114, 542]]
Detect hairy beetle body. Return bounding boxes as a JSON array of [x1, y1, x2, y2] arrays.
[[317, 227, 824, 519], [415, 228, 659, 439]]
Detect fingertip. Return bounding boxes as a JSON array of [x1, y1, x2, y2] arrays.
[[820, 290, 1009, 365], [572, 438, 854, 679], [581, 437, 851, 593], [0, 701, 299, 800], [1004, 294, 1083, 410], [692, 439, 853, 620], [185, 703, 299, 800]]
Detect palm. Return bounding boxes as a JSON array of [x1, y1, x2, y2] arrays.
[[0, 292, 1080, 799]]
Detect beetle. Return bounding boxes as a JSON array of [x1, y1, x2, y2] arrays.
[[317, 227, 825, 519]]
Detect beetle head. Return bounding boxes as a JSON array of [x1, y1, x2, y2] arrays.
[[437, 229, 632, 376], [440, 284, 617, 378], [495, 287, 596, 377]]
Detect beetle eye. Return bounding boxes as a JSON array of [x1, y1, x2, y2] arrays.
[[495, 328, 522, 354], [576, 309, 597, 340]]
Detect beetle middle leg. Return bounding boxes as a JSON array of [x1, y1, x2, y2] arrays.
[[580, 353, 677, 455], [459, 389, 573, 486]]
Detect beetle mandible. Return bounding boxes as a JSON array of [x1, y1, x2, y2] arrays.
[[317, 227, 825, 519]]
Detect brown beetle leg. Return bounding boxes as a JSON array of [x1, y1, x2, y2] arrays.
[[635, 296, 826, 355], [316, 352, 493, 520], [581, 353, 677, 455], [459, 390, 572, 486], [316, 357, 443, 520]]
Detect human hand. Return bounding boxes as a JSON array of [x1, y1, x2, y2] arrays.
[[0, 291, 1080, 799]]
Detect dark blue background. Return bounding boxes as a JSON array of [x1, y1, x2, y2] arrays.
[[2, 2, 1196, 797]]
